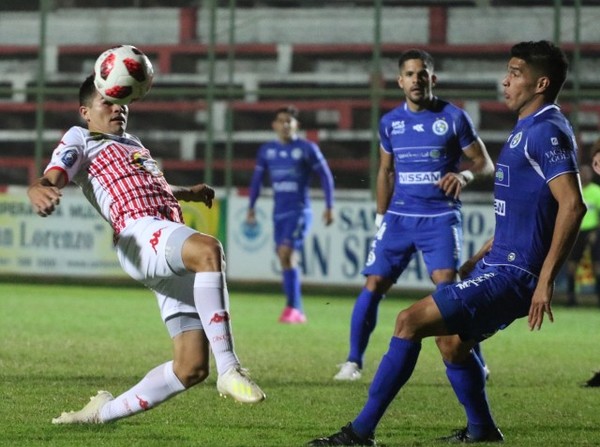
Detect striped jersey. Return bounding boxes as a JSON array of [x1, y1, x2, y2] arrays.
[[44, 126, 183, 236]]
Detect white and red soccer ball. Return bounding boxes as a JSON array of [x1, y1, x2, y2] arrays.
[[94, 45, 154, 105]]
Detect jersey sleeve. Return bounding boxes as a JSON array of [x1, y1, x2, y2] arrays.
[[454, 108, 479, 150], [378, 116, 393, 154], [309, 142, 335, 209], [44, 127, 86, 183], [526, 121, 578, 182]]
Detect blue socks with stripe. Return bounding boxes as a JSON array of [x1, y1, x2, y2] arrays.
[[352, 337, 421, 438], [348, 288, 384, 368]]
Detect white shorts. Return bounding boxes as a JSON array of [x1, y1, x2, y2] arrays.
[[116, 216, 204, 335]]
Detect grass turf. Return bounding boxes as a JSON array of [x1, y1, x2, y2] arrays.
[[0, 282, 599, 446]]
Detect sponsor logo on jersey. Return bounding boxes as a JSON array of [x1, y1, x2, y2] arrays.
[[390, 120, 406, 135], [131, 151, 163, 177], [494, 164, 509, 187], [412, 123, 425, 132], [432, 119, 449, 136], [507, 252, 516, 262], [544, 148, 571, 164], [494, 199, 506, 216], [398, 171, 441, 184], [60, 149, 78, 168], [551, 137, 559, 145], [266, 148, 277, 159], [509, 131, 522, 148], [273, 181, 299, 192], [279, 150, 288, 158], [291, 148, 303, 159]]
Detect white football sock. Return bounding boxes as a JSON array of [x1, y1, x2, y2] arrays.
[[193, 272, 239, 375], [99, 361, 185, 422]]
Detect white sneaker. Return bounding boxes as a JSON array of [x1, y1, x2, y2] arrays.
[[217, 366, 266, 404], [51, 390, 114, 424], [333, 361, 362, 381]]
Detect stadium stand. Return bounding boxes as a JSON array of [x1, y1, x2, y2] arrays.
[[1, 3, 599, 188]]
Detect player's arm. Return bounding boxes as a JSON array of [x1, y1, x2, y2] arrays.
[[528, 172, 586, 331], [458, 237, 494, 279], [172, 184, 215, 208], [375, 146, 395, 228], [438, 137, 494, 199], [246, 166, 265, 225], [314, 158, 335, 227], [27, 169, 67, 217]]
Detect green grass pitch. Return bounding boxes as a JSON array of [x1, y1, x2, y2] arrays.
[[0, 282, 598, 446]]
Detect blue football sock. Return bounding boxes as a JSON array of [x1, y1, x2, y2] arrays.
[[282, 268, 302, 310], [348, 288, 383, 368], [445, 353, 496, 438], [352, 337, 421, 438]]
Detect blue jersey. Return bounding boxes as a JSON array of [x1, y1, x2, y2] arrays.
[[379, 98, 479, 215], [484, 104, 578, 276], [249, 136, 334, 217]]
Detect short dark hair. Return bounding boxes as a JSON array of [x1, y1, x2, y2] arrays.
[[398, 49, 435, 72], [510, 40, 568, 102], [273, 105, 299, 120], [79, 74, 97, 107]]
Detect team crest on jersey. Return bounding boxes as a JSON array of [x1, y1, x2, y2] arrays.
[[509, 131, 522, 148], [60, 149, 78, 168], [391, 120, 406, 135], [291, 148, 303, 159], [432, 119, 449, 136], [131, 151, 163, 177]]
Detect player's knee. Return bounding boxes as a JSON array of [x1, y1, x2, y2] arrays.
[[394, 309, 417, 339], [173, 360, 210, 388], [184, 234, 225, 272]]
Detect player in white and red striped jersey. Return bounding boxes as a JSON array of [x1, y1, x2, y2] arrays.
[[27, 74, 265, 426]]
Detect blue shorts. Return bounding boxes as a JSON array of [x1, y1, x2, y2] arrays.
[[432, 262, 537, 342], [273, 209, 312, 250], [362, 212, 462, 280]]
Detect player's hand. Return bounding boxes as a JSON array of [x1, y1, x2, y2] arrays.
[[27, 183, 62, 217], [323, 209, 334, 226], [528, 281, 554, 331], [436, 172, 467, 199], [188, 184, 214, 208]]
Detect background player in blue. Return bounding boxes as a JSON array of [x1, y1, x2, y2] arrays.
[[246, 105, 334, 324], [334, 49, 494, 381], [310, 40, 585, 446]]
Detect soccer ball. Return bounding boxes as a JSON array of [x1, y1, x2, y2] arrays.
[[94, 45, 154, 105]]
